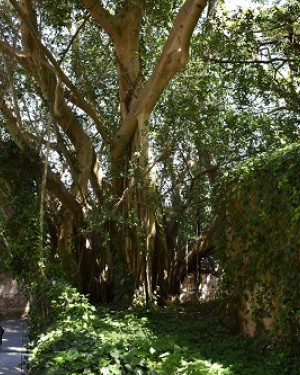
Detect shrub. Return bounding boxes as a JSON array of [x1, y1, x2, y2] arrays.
[[29, 278, 100, 375]]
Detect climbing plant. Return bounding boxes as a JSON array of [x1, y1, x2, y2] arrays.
[[0, 139, 41, 282], [215, 143, 300, 341]]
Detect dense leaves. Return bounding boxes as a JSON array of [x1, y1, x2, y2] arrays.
[[215, 143, 300, 340], [0, 140, 41, 281]]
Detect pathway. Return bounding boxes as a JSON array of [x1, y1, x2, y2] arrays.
[[0, 319, 29, 375]]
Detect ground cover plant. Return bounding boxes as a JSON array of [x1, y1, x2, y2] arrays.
[[28, 279, 299, 375]]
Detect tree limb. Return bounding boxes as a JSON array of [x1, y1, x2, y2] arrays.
[[82, 0, 117, 39], [0, 52, 23, 129], [9, 0, 110, 144], [111, 0, 208, 159], [0, 40, 32, 72], [204, 57, 297, 64], [46, 170, 85, 226]]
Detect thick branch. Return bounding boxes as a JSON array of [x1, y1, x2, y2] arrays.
[[54, 123, 83, 197], [54, 94, 94, 196], [0, 99, 29, 149], [90, 152, 103, 201], [17, 0, 39, 54], [1, 52, 22, 129], [0, 40, 32, 71], [204, 57, 297, 64], [82, 0, 117, 39], [9, 0, 110, 144], [63, 89, 109, 143], [171, 217, 217, 279], [113, 2, 145, 117], [85, 1, 145, 118], [46, 170, 84, 225], [111, 0, 208, 159]]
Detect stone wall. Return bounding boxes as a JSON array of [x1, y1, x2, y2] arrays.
[[0, 269, 28, 318]]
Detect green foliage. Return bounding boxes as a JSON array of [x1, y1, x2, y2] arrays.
[[28, 284, 299, 374], [191, 1, 300, 153], [0, 140, 41, 281], [151, 0, 300, 250], [215, 143, 300, 341], [29, 278, 97, 339]]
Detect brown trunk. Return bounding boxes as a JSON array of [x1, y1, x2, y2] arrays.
[[78, 231, 113, 303], [57, 214, 81, 287]]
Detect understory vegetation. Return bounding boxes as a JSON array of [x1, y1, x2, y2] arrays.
[[28, 280, 299, 375]]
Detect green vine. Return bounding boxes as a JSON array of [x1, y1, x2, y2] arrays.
[[0, 140, 42, 282], [215, 143, 300, 341]]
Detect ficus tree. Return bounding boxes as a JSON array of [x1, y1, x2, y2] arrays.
[[0, 0, 217, 303]]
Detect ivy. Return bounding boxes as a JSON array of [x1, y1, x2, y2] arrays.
[[0, 140, 42, 282], [215, 143, 300, 341]]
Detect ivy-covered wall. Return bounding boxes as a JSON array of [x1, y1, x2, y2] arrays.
[[0, 140, 41, 283], [215, 143, 300, 340]]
